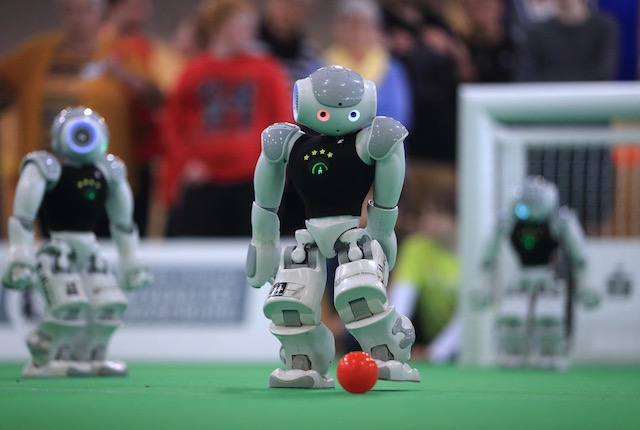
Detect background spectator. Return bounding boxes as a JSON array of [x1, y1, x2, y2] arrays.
[[0, 0, 148, 236], [157, 0, 292, 237]]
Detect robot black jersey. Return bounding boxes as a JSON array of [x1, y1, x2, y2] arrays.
[[510, 220, 559, 266], [41, 163, 108, 232], [287, 131, 375, 219]]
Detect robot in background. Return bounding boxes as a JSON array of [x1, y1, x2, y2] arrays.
[[246, 65, 420, 388], [2, 107, 151, 377], [479, 176, 599, 369]]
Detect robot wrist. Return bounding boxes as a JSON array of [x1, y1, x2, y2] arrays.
[[8, 216, 35, 261], [366, 201, 398, 238], [251, 202, 280, 245], [110, 222, 140, 260]]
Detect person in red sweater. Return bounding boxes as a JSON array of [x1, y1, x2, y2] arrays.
[[158, 0, 293, 236]]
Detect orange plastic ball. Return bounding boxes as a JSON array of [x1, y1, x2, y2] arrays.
[[336, 351, 379, 394]]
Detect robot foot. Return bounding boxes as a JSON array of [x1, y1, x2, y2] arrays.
[[91, 360, 128, 376], [269, 368, 335, 389], [531, 354, 570, 371], [496, 354, 527, 369], [375, 360, 421, 382], [21, 360, 94, 378]]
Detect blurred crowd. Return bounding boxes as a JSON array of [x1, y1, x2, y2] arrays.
[[0, 0, 634, 359]]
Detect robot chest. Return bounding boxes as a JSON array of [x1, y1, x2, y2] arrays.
[[44, 166, 108, 222], [288, 135, 371, 194], [510, 222, 559, 263]]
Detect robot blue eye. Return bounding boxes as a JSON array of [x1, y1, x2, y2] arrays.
[[514, 203, 530, 220], [292, 84, 299, 120], [317, 109, 330, 122], [66, 121, 99, 154], [348, 110, 360, 122]]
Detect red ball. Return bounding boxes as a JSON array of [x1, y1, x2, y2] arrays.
[[336, 351, 379, 394]]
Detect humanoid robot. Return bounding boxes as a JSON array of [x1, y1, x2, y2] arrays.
[[480, 176, 598, 368], [246, 65, 420, 388], [2, 107, 151, 377]]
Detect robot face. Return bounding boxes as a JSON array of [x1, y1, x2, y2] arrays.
[[51, 107, 109, 164], [512, 176, 559, 221], [293, 65, 376, 136]]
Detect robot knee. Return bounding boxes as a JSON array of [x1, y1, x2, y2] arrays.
[[83, 271, 128, 322], [263, 246, 326, 327], [334, 240, 389, 323]]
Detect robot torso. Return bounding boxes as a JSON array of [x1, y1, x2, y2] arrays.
[[41, 162, 108, 232], [510, 219, 559, 267], [287, 131, 374, 219]]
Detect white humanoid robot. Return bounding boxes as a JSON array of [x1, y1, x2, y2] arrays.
[[480, 176, 599, 369], [2, 107, 151, 377], [246, 65, 420, 388]]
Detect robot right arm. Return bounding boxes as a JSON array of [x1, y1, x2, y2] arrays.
[[2, 151, 61, 289], [481, 208, 513, 273], [472, 208, 514, 309], [246, 123, 304, 288]]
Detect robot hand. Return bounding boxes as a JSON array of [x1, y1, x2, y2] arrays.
[[2, 260, 37, 290], [577, 287, 601, 309], [246, 242, 280, 288], [469, 287, 495, 311], [121, 264, 153, 291]]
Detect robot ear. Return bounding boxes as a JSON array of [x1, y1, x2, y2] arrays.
[[293, 82, 300, 122]]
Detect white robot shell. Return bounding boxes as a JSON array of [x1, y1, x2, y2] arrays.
[[293, 65, 377, 137], [511, 175, 560, 222], [50, 107, 109, 164]]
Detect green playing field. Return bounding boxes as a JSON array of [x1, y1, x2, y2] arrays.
[[0, 362, 638, 430]]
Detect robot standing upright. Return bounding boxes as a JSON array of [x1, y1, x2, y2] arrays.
[[2, 107, 151, 377], [246, 65, 420, 388], [480, 176, 598, 368]]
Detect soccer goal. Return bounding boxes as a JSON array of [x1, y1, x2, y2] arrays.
[[458, 82, 640, 365]]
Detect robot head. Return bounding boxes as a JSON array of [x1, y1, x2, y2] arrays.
[[293, 65, 376, 136], [50, 106, 109, 164], [511, 176, 559, 221]]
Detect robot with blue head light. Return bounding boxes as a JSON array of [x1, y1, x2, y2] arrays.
[[246, 65, 420, 388], [480, 176, 599, 369], [2, 106, 151, 377]]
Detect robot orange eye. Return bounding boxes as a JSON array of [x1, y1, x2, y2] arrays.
[[348, 110, 360, 122], [317, 110, 330, 122]]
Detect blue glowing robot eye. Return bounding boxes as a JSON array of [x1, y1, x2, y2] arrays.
[[292, 83, 299, 121], [348, 110, 360, 122], [66, 120, 99, 154], [514, 203, 530, 220]]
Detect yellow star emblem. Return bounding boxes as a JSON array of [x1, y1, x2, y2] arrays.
[[304, 154, 309, 160], [327, 152, 333, 158], [319, 149, 326, 155], [311, 150, 318, 156]]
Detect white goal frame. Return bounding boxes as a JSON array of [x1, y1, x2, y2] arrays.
[[458, 82, 640, 365]]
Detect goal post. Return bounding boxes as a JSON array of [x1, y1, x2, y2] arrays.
[[458, 82, 640, 366]]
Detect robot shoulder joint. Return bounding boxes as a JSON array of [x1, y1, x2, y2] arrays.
[[367, 116, 408, 161], [20, 151, 61, 185], [261, 122, 302, 163], [96, 153, 128, 186]]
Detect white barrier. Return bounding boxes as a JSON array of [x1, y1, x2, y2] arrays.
[[0, 239, 282, 362]]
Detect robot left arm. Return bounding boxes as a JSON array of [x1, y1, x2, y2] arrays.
[[553, 208, 599, 308], [360, 116, 408, 270], [2, 152, 60, 289], [99, 155, 152, 291]]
